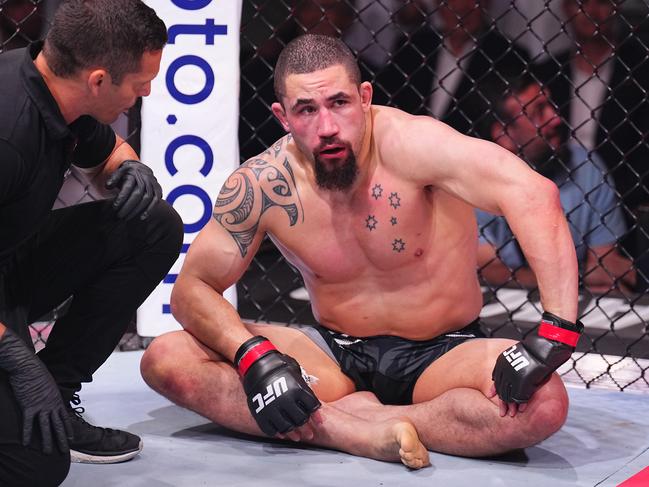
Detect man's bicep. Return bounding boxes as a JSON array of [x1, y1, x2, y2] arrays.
[[182, 218, 263, 293]]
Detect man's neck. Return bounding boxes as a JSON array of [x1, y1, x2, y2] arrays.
[[34, 52, 87, 124]]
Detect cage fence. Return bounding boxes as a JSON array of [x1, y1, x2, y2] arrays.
[[3, 0, 649, 390]]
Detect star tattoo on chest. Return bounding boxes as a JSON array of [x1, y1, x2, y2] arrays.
[[390, 217, 397, 226], [389, 192, 401, 209], [365, 215, 378, 231], [371, 184, 383, 200], [392, 238, 406, 253]]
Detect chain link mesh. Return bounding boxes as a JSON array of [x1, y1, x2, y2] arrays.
[[4, 1, 649, 389]]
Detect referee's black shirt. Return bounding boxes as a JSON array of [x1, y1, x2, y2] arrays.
[[0, 42, 116, 268]]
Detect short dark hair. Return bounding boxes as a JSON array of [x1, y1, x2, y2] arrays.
[[274, 34, 361, 101], [43, 0, 167, 84]]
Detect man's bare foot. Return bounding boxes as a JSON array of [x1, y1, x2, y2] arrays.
[[393, 419, 431, 469], [374, 418, 430, 469]]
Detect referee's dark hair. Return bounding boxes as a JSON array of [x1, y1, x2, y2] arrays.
[[43, 0, 167, 84]]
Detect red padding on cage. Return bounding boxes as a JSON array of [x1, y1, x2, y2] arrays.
[[538, 321, 580, 347], [237, 341, 277, 376], [617, 466, 649, 486]]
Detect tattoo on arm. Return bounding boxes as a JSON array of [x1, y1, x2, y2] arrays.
[[213, 157, 303, 257]]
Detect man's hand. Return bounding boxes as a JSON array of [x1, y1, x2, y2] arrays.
[[0, 329, 72, 454], [491, 312, 583, 416], [235, 336, 321, 437], [105, 159, 162, 220]]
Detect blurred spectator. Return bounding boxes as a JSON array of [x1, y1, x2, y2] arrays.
[[0, 0, 44, 51], [344, 0, 427, 75], [489, 0, 572, 60], [375, 0, 529, 139], [534, 0, 649, 233], [476, 74, 635, 294]]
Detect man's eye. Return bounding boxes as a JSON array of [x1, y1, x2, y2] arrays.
[[334, 99, 347, 106], [300, 106, 315, 114]]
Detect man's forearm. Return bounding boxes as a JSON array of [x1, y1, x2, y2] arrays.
[[100, 135, 139, 179], [503, 181, 579, 322], [170, 276, 254, 363]]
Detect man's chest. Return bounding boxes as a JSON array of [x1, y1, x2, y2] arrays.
[[271, 182, 438, 281]]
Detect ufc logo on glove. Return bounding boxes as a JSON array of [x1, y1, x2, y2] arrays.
[[502, 344, 530, 371], [252, 377, 289, 413]]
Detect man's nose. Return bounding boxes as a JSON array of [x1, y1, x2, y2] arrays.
[[317, 108, 338, 138]]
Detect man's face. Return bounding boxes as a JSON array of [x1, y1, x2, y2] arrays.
[[493, 83, 563, 169], [564, 0, 616, 42], [272, 64, 372, 191], [94, 49, 162, 124]]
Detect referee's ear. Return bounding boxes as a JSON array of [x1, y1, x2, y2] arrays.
[[87, 68, 109, 96]]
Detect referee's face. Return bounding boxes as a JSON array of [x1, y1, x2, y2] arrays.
[[93, 49, 162, 124]]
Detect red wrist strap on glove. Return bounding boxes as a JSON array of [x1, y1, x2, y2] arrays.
[[538, 319, 581, 347], [236, 340, 277, 376]]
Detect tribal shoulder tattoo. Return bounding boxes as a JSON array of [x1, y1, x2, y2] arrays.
[[213, 155, 303, 257]]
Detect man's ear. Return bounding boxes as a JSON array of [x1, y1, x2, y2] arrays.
[[271, 102, 290, 131], [359, 81, 373, 111], [87, 68, 110, 95]]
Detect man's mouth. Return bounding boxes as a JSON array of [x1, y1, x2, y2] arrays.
[[318, 145, 347, 159]]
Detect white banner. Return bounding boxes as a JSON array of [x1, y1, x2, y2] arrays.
[[138, 0, 242, 336]]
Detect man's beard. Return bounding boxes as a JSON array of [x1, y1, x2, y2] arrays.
[[313, 142, 358, 191]]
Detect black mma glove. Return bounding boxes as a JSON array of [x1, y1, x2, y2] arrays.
[[0, 328, 71, 454], [105, 159, 162, 220], [235, 336, 321, 437], [492, 312, 583, 404]]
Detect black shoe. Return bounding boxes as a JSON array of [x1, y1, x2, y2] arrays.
[[66, 394, 143, 464]]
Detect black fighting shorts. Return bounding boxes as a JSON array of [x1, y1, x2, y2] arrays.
[[314, 320, 486, 405]]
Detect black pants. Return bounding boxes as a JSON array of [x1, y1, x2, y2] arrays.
[[0, 199, 183, 485]]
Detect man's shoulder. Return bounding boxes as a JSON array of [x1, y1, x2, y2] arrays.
[[373, 106, 446, 153], [240, 135, 295, 172], [228, 135, 302, 192]]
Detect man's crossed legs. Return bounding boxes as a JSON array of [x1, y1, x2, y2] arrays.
[[140, 324, 568, 469]]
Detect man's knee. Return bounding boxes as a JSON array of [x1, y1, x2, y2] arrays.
[[527, 375, 569, 439], [141, 331, 198, 401], [502, 374, 569, 450]]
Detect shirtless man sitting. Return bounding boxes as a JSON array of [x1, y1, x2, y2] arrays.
[[140, 34, 582, 469]]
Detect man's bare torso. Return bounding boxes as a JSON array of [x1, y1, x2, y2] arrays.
[[227, 107, 483, 339]]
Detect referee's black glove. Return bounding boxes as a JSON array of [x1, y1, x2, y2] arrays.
[[106, 159, 162, 220]]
